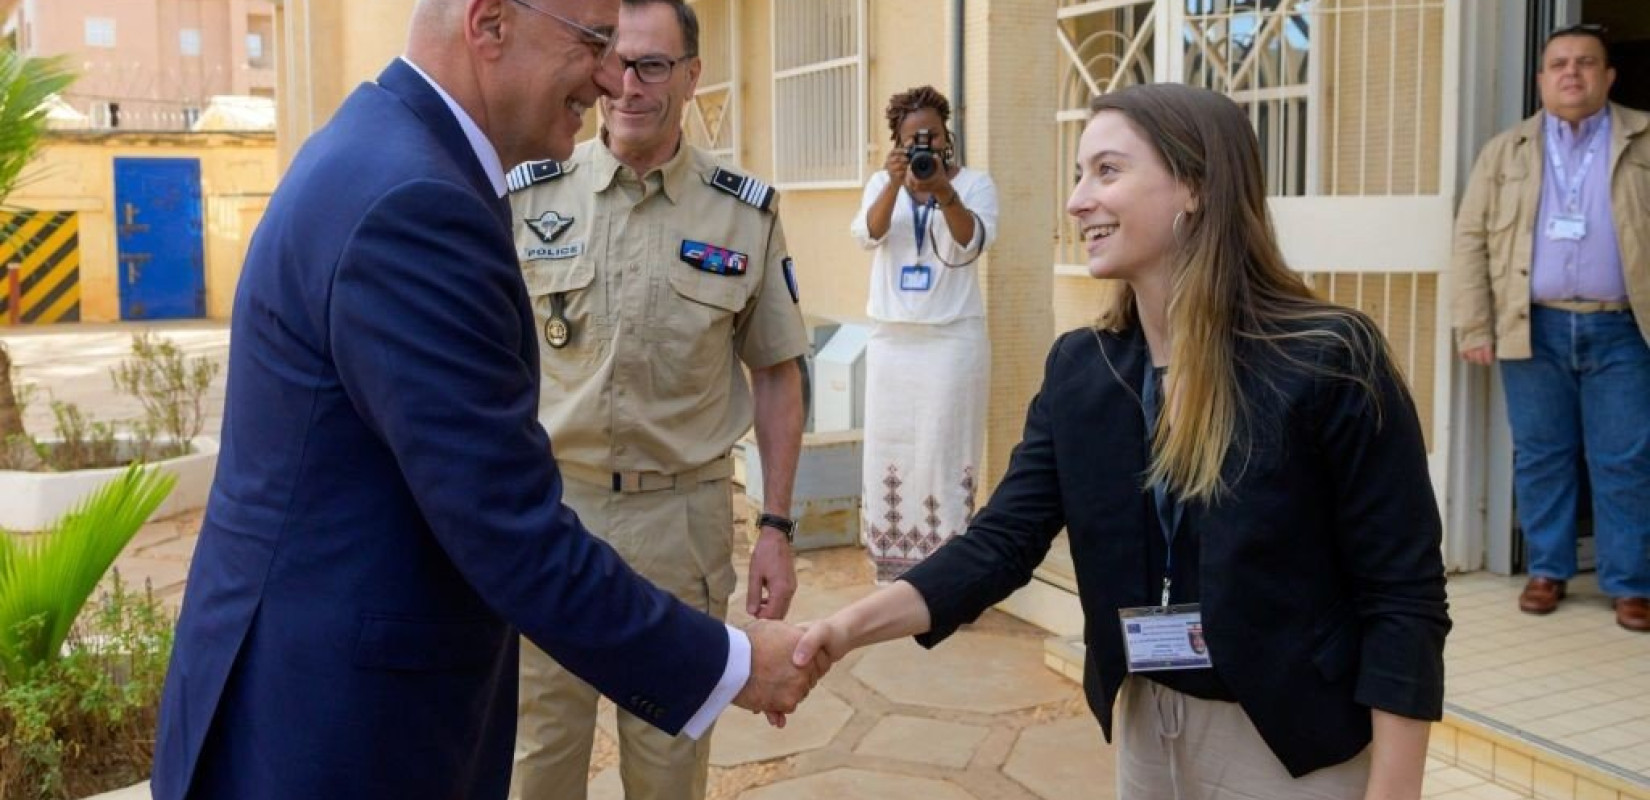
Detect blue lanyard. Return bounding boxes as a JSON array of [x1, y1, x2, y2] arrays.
[[909, 193, 935, 258], [1141, 361, 1184, 607]]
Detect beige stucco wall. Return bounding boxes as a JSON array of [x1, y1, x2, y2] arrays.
[[274, 0, 412, 167], [9, 133, 277, 322], [731, 0, 946, 325]]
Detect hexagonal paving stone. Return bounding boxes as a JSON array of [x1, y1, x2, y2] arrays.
[[594, 688, 854, 768], [711, 687, 854, 767], [1002, 715, 1116, 800], [739, 767, 977, 800], [852, 630, 1075, 713], [727, 583, 876, 628], [854, 715, 989, 769]]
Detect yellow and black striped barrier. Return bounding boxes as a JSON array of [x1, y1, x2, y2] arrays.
[[0, 210, 80, 325]]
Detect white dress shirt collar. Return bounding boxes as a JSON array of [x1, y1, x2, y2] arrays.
[[398, 56, 507, 198]]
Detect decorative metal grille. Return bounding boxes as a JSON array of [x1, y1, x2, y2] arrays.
[[771, 0, 865, 187]]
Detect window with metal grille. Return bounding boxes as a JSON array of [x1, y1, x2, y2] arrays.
[[771, 0, 865, 189]]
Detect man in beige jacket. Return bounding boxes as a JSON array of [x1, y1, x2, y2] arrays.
[[1451, 24, 1650, 632]]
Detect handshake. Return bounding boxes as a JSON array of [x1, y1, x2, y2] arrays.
[[729, 618, 845, 727], [729, 582, 921, 726]]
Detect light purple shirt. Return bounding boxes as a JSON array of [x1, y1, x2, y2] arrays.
[[1530, 108, 1628, 303]]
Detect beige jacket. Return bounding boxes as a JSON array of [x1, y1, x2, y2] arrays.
[[1450, 103, 1650, 359]]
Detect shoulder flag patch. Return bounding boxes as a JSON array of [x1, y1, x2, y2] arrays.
[[708, 167, 775, 213], [507, 159, 570, 193]]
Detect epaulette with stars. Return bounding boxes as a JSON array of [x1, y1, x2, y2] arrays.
[[706, 167, 776, 213], [507, 159, 575, 193]]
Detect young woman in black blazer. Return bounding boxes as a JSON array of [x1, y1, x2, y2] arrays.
[[795, 84, 1450, 799]]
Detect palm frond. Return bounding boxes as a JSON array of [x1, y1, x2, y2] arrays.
[[0, 464, 176, 685], [0, 50, 76, 205]]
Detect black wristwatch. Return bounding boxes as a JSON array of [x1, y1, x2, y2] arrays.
[[757, 513, 795, 544]]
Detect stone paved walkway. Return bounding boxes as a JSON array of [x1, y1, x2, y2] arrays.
[[10, 323, 1645, 800]]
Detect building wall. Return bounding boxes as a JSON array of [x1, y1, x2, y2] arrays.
[[10, 0, 277, 129], [275, 0, 409, 167], [8, 133, 277, 322]]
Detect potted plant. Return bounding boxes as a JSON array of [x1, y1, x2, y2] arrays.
[[0, 333, 221, 531], [0, 465, 176, 798]]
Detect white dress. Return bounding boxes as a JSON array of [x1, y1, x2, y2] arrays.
[[849, 167, 1000, 582]]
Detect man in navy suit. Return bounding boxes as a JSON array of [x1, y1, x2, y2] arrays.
[[151, 1, 821, 797]]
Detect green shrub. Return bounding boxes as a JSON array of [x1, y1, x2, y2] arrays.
[[0, 573, 173, 799], [109, 333, 220, 459], [0, 465, 176, 798]]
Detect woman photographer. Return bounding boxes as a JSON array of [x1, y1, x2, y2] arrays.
[[851, 85, 1000, 583], [808, 83, 1448, 799]]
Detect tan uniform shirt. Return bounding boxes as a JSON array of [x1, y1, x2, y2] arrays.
[[510, 139, 808, 475]]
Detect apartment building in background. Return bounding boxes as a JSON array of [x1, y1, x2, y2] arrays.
[[2, 0, 276, 130]]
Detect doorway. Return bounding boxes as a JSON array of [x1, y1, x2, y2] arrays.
[[113, 158, 206, 320]]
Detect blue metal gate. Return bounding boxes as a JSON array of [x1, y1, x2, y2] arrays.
[[114, 157, 205, 320]]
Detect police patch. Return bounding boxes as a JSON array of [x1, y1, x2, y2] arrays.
[[783, 257, 799, 303], [680, 240, 749, 276], [521, 241, 585, 260], [525, 211, 575, 243]]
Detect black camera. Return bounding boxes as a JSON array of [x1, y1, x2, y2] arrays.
[[907, 128, 941, 180]]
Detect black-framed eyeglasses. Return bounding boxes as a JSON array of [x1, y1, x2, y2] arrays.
[[619, 54, 696, 84], [509, 0, 616, 62]]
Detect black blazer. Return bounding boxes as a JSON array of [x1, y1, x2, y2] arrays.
[[902, 321, 1450, 777]]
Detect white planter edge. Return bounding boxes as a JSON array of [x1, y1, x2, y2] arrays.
[[0, 437, 219, 533]]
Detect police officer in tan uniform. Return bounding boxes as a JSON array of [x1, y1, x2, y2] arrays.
[[506, 2, 808, 798]]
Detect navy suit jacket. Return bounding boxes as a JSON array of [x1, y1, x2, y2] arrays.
[[902, 321, 1450, 777], [152, 60, 729, 799]]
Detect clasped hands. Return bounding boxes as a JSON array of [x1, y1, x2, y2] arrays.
[[728, 616, 856, 728]]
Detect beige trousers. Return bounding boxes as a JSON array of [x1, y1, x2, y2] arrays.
[[509, 476, 738, 800], [1117, 677, 1371, 800]]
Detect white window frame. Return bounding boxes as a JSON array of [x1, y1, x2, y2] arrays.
[[770, 0, 866, 190], [85, 17, 116, 48], [246, 32, 265, 62], [180, 28, 202, 57], [687, 0, 740, 165]]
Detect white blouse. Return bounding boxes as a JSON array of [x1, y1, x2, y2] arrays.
[[850, 167, 1000, 325]]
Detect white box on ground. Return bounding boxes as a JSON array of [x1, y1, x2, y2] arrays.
[[744, 430, 863, 551], [811, 324, 870, 433]]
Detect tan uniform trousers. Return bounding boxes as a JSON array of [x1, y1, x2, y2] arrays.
[[1117, 677, 1372, 800], [510, 474, 739, 800]]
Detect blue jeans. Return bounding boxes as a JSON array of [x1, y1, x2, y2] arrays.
[[1501, 306, 1650, 598]]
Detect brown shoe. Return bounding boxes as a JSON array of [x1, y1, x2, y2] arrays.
[[1615, 597, 1650, 633], [1518, 577, 1566, 614]]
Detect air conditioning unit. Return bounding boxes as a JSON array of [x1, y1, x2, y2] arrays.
[[810, 322, 870, 433]]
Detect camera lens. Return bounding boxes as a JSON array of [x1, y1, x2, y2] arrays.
[[910, 151, 937, 179]]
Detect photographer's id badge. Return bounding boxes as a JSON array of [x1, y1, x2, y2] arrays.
[[1545, 215, 1587, 242], [1119, 604, 1212, 672], [899, 264, 933, 291]]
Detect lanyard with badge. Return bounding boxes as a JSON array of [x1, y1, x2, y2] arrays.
[[1543, 122, 1604, 242], [1118, 362, 1214, 672], [898, 192, 936, 292]]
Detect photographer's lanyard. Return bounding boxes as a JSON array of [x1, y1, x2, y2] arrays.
[[909, 193, 936, 259], [1547, 122, 1604, 214], [1140, 361, 1184, 608]]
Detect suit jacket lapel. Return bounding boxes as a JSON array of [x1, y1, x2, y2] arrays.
[[376, 58, 505, 219]]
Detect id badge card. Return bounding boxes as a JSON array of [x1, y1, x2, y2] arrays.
[[1119, 604, 1212, 672], [1545, 215, 1587, 242], [899, 264, 933, 291]]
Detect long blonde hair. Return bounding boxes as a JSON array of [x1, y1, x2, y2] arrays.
[[1088, 84, 1390, 503]]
